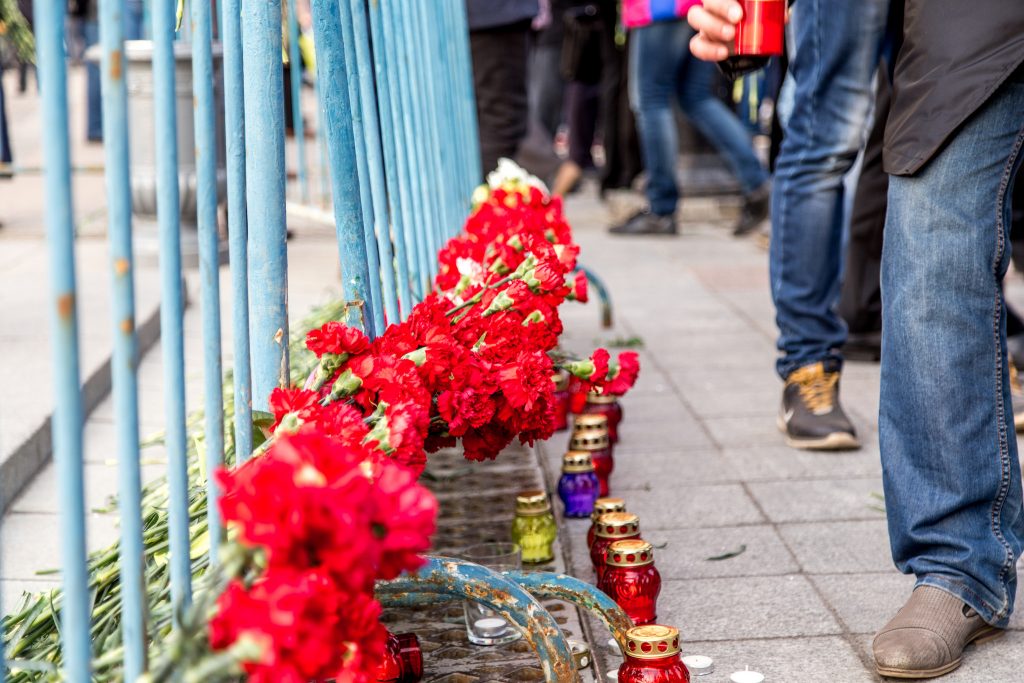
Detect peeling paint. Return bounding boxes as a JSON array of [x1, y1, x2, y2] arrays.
[[109, 50, 122, 80], [114, 258, 130, 276]]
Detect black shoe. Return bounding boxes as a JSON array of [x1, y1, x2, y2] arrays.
[[609, 209, 677, 236], [733, 182, 771, 236], [841, 331, 882, 362], [778, 362, 860, 450]]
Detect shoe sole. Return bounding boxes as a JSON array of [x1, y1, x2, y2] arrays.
[[875, 626, 1003, 679], [776, 417, 861, 451]]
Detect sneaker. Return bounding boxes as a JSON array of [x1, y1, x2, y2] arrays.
[[1010, 365, 1024, 433], [778, 362, 860, 450], [733, 182, 771, 236], [608, 209, 677, 236]]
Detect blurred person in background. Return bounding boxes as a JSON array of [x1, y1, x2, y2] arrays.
[[467, 0, 539, 177], [609, 0, 769, 237]]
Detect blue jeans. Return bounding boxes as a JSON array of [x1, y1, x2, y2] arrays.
[[629, 21, 768, 217], [880, 78, 1024, 627], [770, 0, 888, 378]]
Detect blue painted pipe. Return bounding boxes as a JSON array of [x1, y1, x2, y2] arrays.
[[242, 0, 290, 409], [309, 0, 377, 335], [34, 0, 91, 677], [347, 0, 401, 327], [222, 0, 252, 461], [385, 2, 432, 299], [192, 0, 225, 564], [367, 0, 417, 315], [378, 557, 581, 682], [337, 0, 386, 337], [97, 0, 146, 675], [152, 0, 193, 616]]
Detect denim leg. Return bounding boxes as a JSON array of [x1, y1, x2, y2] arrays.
[[84, 21, 102, 141], [770, 0, 888, 378], [677, 51, 768, 195], [880, 80, 1024, 627], [0, 70, 11, 165], [628, 21, 686, 217]]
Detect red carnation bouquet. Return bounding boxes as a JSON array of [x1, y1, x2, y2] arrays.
[[190, 162, 639, 682]]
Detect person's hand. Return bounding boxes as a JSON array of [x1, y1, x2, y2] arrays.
[[687, 0, 745, 61]]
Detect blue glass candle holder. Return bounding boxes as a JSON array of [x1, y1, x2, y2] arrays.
[[558, 451, 600, 518]]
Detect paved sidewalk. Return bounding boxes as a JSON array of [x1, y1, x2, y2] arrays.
[[543, 185, 1024, 682]]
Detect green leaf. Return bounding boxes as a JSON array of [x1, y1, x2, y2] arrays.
[[705, 544, 747, 561]]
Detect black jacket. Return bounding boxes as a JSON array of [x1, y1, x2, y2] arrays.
[[883, 1, 1024, 176]]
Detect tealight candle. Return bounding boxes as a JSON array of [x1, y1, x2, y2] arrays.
[[474, 617, 508, 638], [682, 655, 714, 676], [730, 667, 765, 683]]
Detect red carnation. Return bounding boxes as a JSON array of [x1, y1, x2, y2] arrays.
[[605, 351, 641, 396], [306, 321, 370, 358]]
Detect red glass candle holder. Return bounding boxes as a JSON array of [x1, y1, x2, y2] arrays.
[[571, 421, 613, 497], [588, 497, 627, 549], [734, 0, 785, 56], [377, 630, 423, 682], [582, 391, 623, 443], [590, 511, 640, 583], [618, 625, 690, 683], [602, 539, 661, 625], [552, 371, 571, 431]]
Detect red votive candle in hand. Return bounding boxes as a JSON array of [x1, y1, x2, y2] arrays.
[[734, 0, 785, 57]]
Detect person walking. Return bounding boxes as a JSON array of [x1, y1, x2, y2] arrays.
[[692, 0, 1024, 677], [692, 0, 890, 451], [609, 0, 769, 237], [466, 0, 539, 177]]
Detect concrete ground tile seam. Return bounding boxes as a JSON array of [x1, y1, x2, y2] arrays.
[[746, 477, 887, 524], [777, 520, 895, 574], [679, 635, 877, 683], [625, 483, 765, 530], [809, 572, 919, 635], [645, 525, 800, 580], [658, 575, 843, 642]]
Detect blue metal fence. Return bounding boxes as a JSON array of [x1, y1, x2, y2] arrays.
[[33, 0, 480, 678]]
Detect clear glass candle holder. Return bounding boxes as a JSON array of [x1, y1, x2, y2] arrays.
[[461, 542, 523, 646]]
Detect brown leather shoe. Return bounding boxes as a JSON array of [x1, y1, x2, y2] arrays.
[[873, 586, 1003, 679]]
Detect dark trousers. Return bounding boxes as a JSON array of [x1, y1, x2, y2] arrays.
[[0, 71, 11, 165], [470, 21, 531, 177], [837, 66, 890, 335]]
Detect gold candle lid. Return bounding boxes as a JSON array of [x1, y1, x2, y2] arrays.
[[586, 390, 618, 405], [552, 370, 570, 391], [515, 490, 552, 516], [606, 539, 654, 567], [562, 451, 594, 473], [570, 431, 610, 451], [624, 625, 680, 659], [591, 497, 626, 521], [594, 512, 640, 539], [574, 413, 609, 432]]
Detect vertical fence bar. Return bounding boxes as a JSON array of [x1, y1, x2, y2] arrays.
[[413, 0, 448, 262], [337, 0, 386, 337], [310, 0, 377, 334], [192, 0, 225, 561], [287, 0, 309, 203], [387, 3, 433, 297], [243, 0, 289, 409], [370, 0, 418, 312], [346, 0, 400, 327], [35, 1, 91, 677], [98, 0, 146, 674], [315, 83, 331, 207], [152, 0, 193, 614], [222, 0, 252, 460]]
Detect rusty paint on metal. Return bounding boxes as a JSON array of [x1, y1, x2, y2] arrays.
[[120, 317, 134, 334], [57, 293, 75, 319], [274, 328, 284, 345], [113, 257, 130, 276], [109, 50, 122, 80]]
